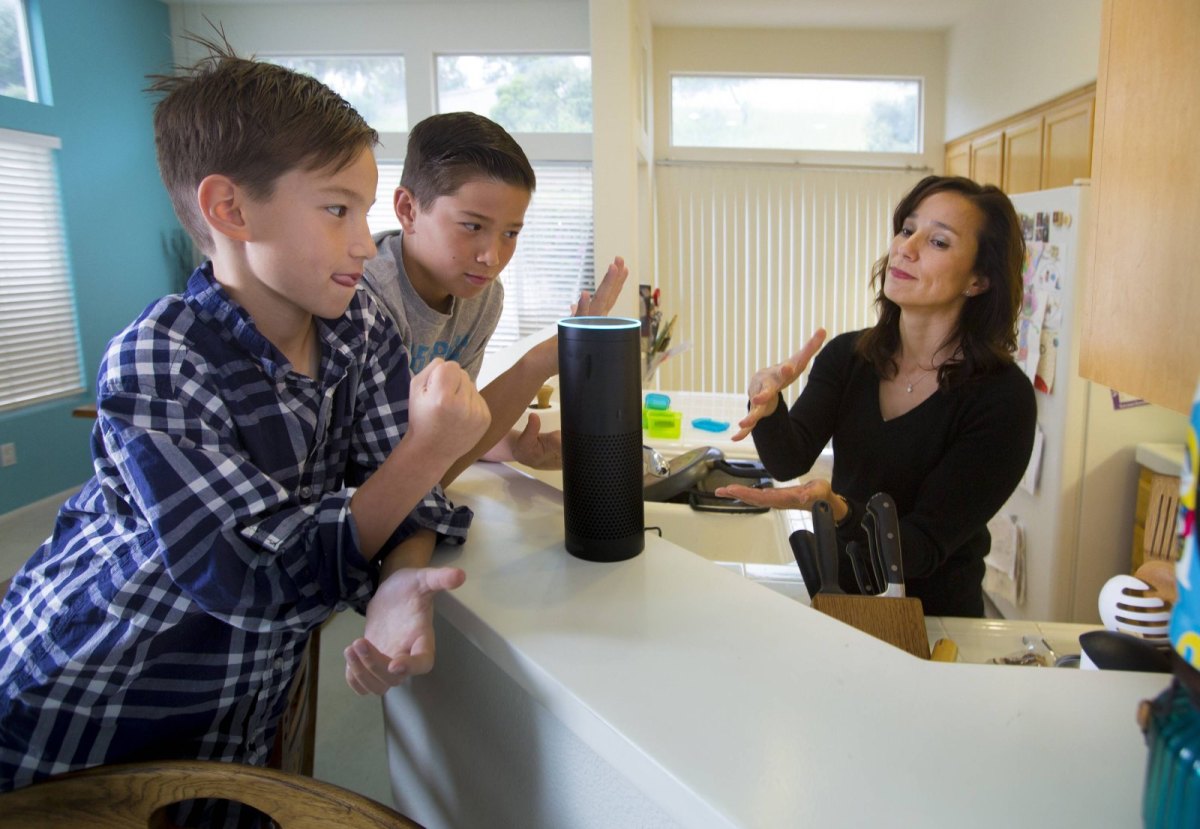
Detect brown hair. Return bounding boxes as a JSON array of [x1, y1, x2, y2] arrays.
[[856, 175, 1025, 388], [399, 112, 535, 208], [147, 34, 378, 254]]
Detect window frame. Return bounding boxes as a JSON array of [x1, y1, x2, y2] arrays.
[[666, 71, 926, 169], [1, 0, 41, 104]]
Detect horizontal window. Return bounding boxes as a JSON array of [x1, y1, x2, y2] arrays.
[[0, 0, 37, 103], [267, 55, 407, 132], [436, 54, 592, 134], [671, 74, 922, 154]]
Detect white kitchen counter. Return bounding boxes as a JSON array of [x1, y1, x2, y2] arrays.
[[383, 462, 1169, 828]]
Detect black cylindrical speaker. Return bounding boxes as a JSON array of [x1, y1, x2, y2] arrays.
[[558, 316, 644, 562]]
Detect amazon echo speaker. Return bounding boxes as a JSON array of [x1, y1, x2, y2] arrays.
[[558, 316, 644, 562]]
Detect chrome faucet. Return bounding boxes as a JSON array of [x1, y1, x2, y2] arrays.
[[643, 445, 670, 478]]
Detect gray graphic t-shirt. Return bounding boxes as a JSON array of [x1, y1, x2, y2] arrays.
[[362, 229, 504, 381]]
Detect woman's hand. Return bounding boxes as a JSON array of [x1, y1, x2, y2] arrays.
[[731, 328, 827, 441], [715, 478, 841, 516], [344, 565, 466, 696]]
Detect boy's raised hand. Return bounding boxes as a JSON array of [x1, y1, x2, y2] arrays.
[[406, 358, 491, 467], [731, 328, 827, 442], [346, 563, 466, 695], [572, 255, 628, 317]]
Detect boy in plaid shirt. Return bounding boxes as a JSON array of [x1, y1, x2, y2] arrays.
[[0, 39, 489, 823]]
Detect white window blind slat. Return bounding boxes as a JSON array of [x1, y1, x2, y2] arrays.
[[0, 132, 84, 411], [653, 163, 923, 395]]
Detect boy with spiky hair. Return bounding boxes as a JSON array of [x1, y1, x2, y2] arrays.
[[0, 38, 488, 824]]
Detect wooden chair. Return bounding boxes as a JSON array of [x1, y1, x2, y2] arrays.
[[0, 759, 423, 828]]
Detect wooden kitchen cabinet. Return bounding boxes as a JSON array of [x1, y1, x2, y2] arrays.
[[1002, 115, 1044, 194], [944, 84, 1094, 195], [945, 140, 970, 178], [1079, 0, 1200, 413], [1042, 96, 1094, 189], [969, 130, 1003, 188]]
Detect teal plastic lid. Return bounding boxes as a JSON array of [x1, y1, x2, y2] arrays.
[[692, 417, 730, 433], [644, 392, 671, 410]]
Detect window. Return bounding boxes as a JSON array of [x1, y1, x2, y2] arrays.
[[436, 54, 591, 133], [0, 129, 83, 411], [268, 55, 407, 132], [0, 0, 37, 103], [671, 75, 922, 154], [365, 161, 595, 358]]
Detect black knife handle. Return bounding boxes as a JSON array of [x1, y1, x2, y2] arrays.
[[810, 500, 844, 594], [788, 529, 822, 600], [845, 540, 877, 595], [866, 492, 905, 597]]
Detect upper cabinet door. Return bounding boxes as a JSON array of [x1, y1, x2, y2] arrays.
[[945, 139, 970, 179], [1080, 0, 1200, 413], [1002, 115, 1045, 195], [970, 130, 1004, 188], [1042, 97, 1095, 190]]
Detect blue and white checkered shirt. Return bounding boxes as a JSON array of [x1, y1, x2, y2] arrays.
[[0, 263, 471, 792]]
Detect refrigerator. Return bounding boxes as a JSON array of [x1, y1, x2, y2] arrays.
[[983, 183, 1186, 624]]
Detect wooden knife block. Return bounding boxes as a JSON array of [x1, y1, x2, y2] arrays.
[[811, 594, 930, 659]]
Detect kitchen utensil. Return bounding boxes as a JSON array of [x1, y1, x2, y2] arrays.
[[844, 541, 879, 595], [789, 529, 822, 600], [809, 501, 844, 594], [1078, 630, 1171, 673], [1097, 574, 1172, 642], [807, 501, 929, 659], [863, 493, 905, 598]]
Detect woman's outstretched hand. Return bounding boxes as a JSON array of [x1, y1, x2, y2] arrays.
[[731, 328, 827, 441], [714, 478, 836, 512]]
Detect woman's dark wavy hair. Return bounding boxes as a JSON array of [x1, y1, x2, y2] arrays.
[[855, 175, 1025, 389]]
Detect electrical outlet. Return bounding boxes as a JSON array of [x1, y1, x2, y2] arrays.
[[0, 443, 15, 467]]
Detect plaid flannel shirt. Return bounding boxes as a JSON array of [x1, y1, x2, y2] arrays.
[[0, 263, 471, 792]]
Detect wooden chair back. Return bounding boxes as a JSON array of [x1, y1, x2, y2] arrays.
[[0, 760, 422, 829]]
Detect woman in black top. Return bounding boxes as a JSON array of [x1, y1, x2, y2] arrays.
[[716, 176, 1036, 617]]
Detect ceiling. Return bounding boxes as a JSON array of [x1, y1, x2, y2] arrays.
[[165, 0, 991, 32]]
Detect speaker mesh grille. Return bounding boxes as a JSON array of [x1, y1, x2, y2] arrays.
[[561, 430, 644, 539]]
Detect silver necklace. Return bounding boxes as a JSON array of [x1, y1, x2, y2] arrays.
[[903, 366, 935, 394]]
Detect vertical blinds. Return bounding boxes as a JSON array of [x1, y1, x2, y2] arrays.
[[652, 163, 923, 396], [366, 160, 595, 356], [0, 129, 83, 412]]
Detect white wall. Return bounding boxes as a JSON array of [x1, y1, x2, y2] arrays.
[[651, 27, 946, 172], [944, 0, 1102, 138]]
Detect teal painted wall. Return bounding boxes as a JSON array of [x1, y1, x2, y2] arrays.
[[0, 0, 178, 515]]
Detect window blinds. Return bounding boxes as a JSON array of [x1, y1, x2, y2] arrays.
[[652, 162, 924, 395], [0, 129, 83, 412]]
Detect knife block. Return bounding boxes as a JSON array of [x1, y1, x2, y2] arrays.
[[811, 594, 930, 659]]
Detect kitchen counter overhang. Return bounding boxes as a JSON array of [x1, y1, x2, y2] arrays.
[[383, 461, 1166, 828]]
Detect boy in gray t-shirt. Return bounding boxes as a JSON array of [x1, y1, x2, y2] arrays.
[[363, 112, 627, 485]]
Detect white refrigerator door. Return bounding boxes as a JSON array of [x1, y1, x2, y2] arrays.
[[989, 185, 1186, 623]]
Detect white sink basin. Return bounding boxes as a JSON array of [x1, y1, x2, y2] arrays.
[[643, 500, 790, 565]]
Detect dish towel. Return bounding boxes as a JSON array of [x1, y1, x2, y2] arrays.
[[983, 513, 1025, 607]]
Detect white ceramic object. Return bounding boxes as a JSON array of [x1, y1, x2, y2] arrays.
[[1097, 574, 1172, 641]]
